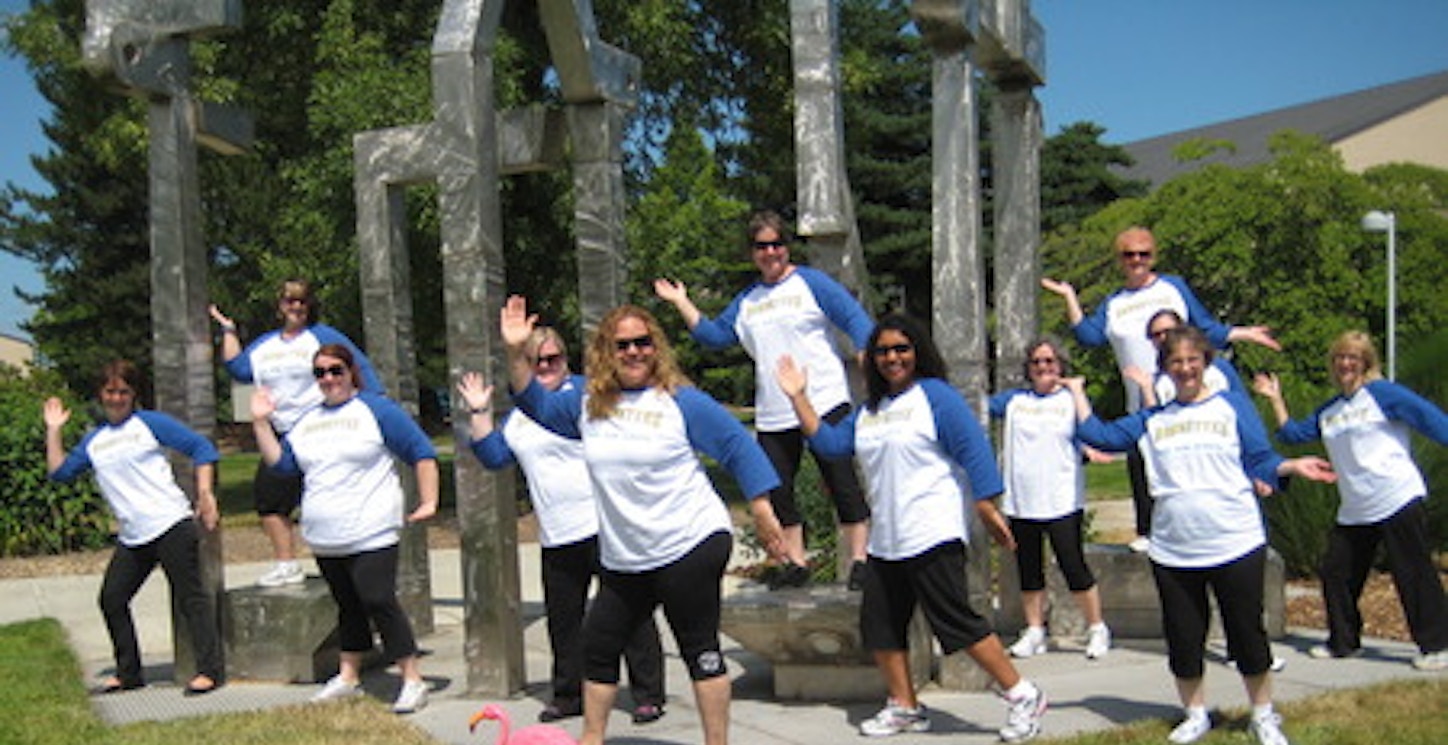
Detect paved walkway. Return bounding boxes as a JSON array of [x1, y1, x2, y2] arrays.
[[0, 504, 1439, 744]]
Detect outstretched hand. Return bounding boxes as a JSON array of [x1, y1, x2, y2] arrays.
[[1039, 277, 1076, 299], [499, 295, 537, 349], [775, 355, 808, 398], [250, 387, 277, 421], [653, 278, 688, 305], [207, 304, 234, 328], [1287, 456, 1336, 485], [42, 397, 71, 429], [456, 372, 494, 412], [1251, 371, 1282, 399], [1234, 325, 1282, 352], [1061, 376, 1087, 394]]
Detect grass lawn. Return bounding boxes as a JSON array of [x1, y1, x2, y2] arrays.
[[1084, 457, 1133, 501], [6, 618, 1445, 744]]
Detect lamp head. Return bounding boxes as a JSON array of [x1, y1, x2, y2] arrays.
[[1361, 210, 1394, 232]]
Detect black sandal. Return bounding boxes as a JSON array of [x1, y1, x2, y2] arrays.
[[95, 677, 144, 695]]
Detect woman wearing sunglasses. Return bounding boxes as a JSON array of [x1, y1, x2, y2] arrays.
[[500, 296, 784, 745], [1041, 227, 1279, 555], [250, 343, 438, 714], [777, 314, 1046, 743], [210, 278, 383, 588]]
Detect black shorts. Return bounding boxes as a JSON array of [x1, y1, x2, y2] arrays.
[[859, 540, 995, 655], [253, 458, 303, 517]]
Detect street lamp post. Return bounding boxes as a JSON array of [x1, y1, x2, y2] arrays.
[[1361, 210, 1396, 380]]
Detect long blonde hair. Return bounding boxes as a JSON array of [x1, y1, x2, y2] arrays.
[[1327, 330, 1383, 388], [584, 305, 691, 420]]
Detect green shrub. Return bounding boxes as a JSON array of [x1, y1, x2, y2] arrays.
[[1398, 328, 1448, 551], [0, 365, 111, 556], [1258, 369, 1341, 578]]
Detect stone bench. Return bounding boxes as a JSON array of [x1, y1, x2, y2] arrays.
[[720, 583, 931, 701], [224, 577, 341, 682], [994, 543, 1287, 641]]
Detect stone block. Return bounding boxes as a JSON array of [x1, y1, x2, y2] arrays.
[[720, 584, 930, 701], [996, 543, 1287, 641], [224, 577, 341, 683]]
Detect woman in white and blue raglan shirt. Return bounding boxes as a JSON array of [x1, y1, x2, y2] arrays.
[[1125, 309, 1248, 409], [990, 337, 1112, 663], [1042, 227, 1280, 553], [45, 359, 223, 696], [1068, 327, 1335, 745], [1253, 330, 1448, 671], [501, 297, 783, 745], [251, 343, 438, 715], [211, 278, 383, 588], [655, 209, 873, 589], [777, 315, 1046, 744], [456, 325, 665, 725]]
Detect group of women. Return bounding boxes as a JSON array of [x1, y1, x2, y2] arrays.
[[42, 219, 1445, 745]]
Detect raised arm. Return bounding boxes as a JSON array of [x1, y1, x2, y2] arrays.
[[653, 278, 704, 330], [775, 354, 820, 436], [209, 304, 243, 362], [1122, 365, 1158, 407], [1229, 325, 1282, 352], [1062, 376, 1093, 423], [1250, 372, 1291, 428], [1040, 277, 1085, 326], [500, 295, 539, 393], [42, 397, 71, 474]]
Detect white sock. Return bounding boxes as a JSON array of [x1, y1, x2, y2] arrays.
[[1006, 680, 1038, 701], [1184, 705, 1208, 722], [1252, 703, 1275, 721]]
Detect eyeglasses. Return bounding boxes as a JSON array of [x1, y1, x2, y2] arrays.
[[614, 335, 654, 352], [872, 343, 913, 357], [1028, 357, 1058, 366], [1119, 250, 1154, 260], [752, 240, 788, 251], [535, 353, 564, 367], [1148, 328, 1173, 341], [312, 364, 348, 379]]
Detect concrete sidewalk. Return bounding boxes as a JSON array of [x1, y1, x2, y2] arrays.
[[2, 548, 1439, 744]]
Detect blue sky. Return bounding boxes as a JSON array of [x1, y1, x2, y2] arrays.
[[2, 0, 1447, 341]]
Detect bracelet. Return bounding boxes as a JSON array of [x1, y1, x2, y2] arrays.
[[469, 405, 490, 414], [220, 323, 237, 333]]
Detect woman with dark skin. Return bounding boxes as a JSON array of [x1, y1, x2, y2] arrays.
[[45, 360, 223, 696], [777, 315, 1046, 742]]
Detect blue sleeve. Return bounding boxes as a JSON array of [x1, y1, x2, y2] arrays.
[[805, 408, 858, 458], [136, 411, 220, 464], [360, 394, 436, 464], [988, 389, 1018, 419], [313, 324, 386, 394], [224, 331, 274, 382], [1370, 380, 1448, 444], [798, 267, 874, 349], [512, 379, 583, 439], [469, 411, 518, 470], [1073, 293, 1110, 348], [1162, 275, 1231, 349], [1277, 399, 1331, 444], [271, 439, 300, 475], [921, 379, 1005, 500], [1076, 409, 1151, 452], [1216, 358, 1247, 395], [676, 387, 781, 500], [1226, 392, 1285, 488], [690, 290, 747, 350], [49, 430, 99, 483]]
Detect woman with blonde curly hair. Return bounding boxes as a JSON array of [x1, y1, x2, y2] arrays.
[[500, 296, 785, 745], [1253, 330, 1448, 671]]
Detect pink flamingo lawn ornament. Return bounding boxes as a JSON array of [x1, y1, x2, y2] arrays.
[[469, 703, 580, 744]]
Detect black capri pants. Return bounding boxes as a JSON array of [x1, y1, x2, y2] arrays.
[[860, 540, 995, 655], [1010, 511, 1097, 593], [585, 531, 733, 683], [759, 404, 870, 527], [315, 544, 418, 663], [1151, 546, 1272, 679]]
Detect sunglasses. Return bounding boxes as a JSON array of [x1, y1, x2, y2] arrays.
[[282, 296, 309, 305], [535, 353, 564, 367], [1119, 250, 1154, 260], [872, 343, 913, 357], [752, 240, 788, 251], [1149, 328, 1174, 340], [1028, 357, 1058, 366], [614, 335, 654, 352], [312, 364, 348, 379]]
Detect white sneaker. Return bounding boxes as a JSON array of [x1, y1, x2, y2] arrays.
[[1249, 712, 1291, 745], [1226, 655, 1287, 673], [1128, 536, 1150, 553], [392, 679, 429, 714], [1307, 644, 1361, 660], [257, 561, 305, 587], [311, 674, 362, 702], [1167, 711, 1211, 744], [1084, 624, 1111, 660], [1009, 627, 1047, 658], [999, 682, 1047, 742], [859, 699, 930, 736], [1412, 650, 1448, 671]]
